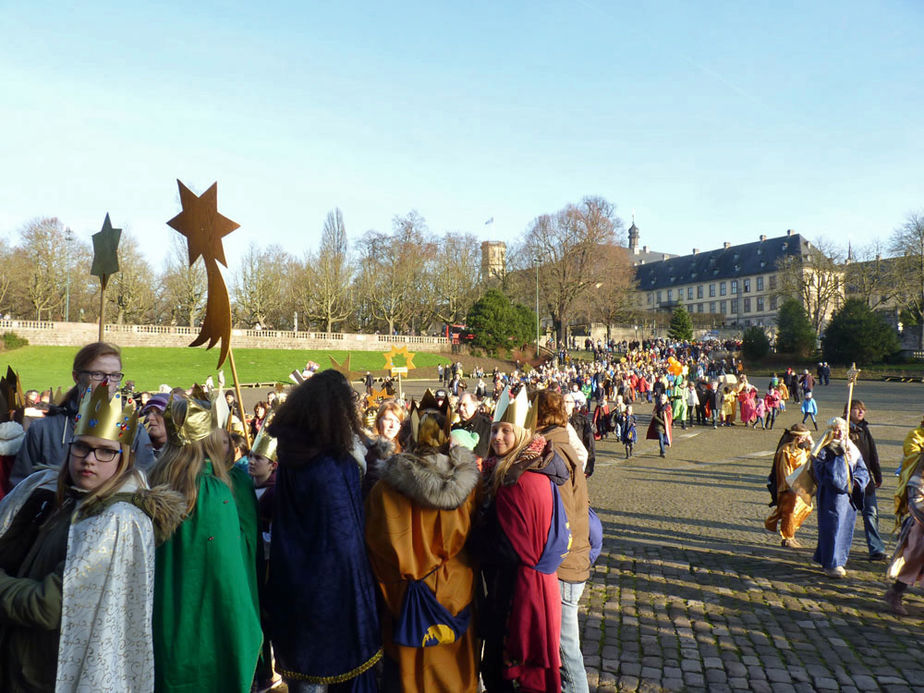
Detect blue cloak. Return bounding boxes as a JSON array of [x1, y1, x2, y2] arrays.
[[812, 445, 870, 570], [268, 450, 381, 687]]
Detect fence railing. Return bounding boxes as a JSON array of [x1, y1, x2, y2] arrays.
[[0, 319, 450, 347]]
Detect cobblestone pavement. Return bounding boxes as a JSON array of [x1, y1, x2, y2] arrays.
[[582, 379, 924, 692]]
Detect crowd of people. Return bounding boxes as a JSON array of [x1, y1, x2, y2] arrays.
[[0, 337, 920, 692]]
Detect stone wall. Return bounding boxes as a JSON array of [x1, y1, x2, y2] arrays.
[[0, 320, 450, 353]]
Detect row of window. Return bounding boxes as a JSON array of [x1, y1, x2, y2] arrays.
[[647, 274, 778, 307], [647, 296, 778, 315]]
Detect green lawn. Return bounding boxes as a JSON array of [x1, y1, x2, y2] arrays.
[[0, 346, 450, 392]]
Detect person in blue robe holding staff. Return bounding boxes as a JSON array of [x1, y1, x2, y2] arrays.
[[812, 417, 870, 578]]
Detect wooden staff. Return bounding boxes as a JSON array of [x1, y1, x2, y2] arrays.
[[98, 277, 108, 341], [845, 362, 860, 418], [227, 347, 251, 450], [843, 362, 861, 492]]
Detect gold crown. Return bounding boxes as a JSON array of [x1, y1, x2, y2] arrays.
[[250, 413, 277, 462], [409, 389, 451, 448], [73, 384, 139, 445], [164, 388, 219, 445], [0, 366, 25, 423], [492, 385, 536, 430]]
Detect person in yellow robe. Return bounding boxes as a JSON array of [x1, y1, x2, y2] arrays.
[[365, 394, 482, 692], [765, 425, 814, 547], [721, 387, 737, 426], [894, 416, 924, 530]]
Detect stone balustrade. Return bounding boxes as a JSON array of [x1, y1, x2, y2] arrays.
[[0, 320, 450, 352]]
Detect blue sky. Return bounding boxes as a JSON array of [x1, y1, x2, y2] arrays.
[[1, 1, 921, 268]]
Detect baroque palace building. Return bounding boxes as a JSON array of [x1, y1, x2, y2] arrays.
[[631, 226, 816, 329]]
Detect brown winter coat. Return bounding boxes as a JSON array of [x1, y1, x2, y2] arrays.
[[538, 425, 591, 583]]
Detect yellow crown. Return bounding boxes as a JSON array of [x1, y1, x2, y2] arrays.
[[492, 385, 537, 431], [164, 390, 219, 445], [73, 384, 139, 445], [250, 413, 277, 462]]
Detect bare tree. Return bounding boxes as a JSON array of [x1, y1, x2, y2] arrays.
[[354, 211, 434, 335], [776, 237, 845, 336], [844, 240, 897, 311], [19, 218, 69, 321], [231, 242, 295, 329], [889, 211, 924, 344], [102, 232, 157, 324], [520, 196, 624, 342], [579, 243, 638, 340], [426, 232, 482, 327], [0, 238, 14, 316], [300, 209, 353, 333], [160, 236, 206, 327]]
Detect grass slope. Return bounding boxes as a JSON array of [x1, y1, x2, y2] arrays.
[[0, 346, 450, 392]]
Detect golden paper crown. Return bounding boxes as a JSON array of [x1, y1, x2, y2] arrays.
[[0, 366, 25, 424], [492, 385, 536, 430], [250, 413, 277, 463], [409, 389, 451, 448], [73, 384, 139, 446], [164, 389, 218, 445]]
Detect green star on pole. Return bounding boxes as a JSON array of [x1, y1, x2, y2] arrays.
[[91, 213, 122, 290]]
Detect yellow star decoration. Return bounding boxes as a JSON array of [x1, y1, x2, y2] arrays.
[[370, 385, 388, 402], [382, 345, 417, 371]]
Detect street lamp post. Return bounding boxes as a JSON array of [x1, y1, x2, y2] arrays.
[[64, 227, 74, 322], [535, 257, 540, 356]]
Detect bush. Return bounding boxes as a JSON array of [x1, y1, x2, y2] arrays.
[[0, 332, 28, 351], [822, 299, 901, 366], [742, 326, 771, 361]]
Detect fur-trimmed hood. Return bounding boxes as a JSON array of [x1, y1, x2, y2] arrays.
[[378, 445, 480, 510], [0, 420, 24, 456], [78, 473, 187, 545]]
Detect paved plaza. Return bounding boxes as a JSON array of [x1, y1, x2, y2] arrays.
[[582, 379, 924, 692]]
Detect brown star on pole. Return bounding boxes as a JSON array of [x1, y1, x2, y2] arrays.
[[167, 181, 238, 268], [328, 354, 358, 381], [167, 180, 239, 368]]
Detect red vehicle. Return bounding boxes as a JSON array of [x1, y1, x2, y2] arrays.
[[444, 324, 475, 345]]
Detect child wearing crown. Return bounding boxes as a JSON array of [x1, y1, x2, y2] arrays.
[[148, 390, 263, 692], [0, 382, 184, 691]]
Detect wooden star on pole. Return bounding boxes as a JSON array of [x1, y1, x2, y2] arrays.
[[91, 213, 121, 290], [329, 354, 358, 381], [167, 180, 238, 368]]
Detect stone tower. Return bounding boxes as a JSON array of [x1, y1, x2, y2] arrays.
[[480, 241, 506, 280], [628, 222, 640, 255]]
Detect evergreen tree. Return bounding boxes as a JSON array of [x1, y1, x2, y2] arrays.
[[821, 298, 901, 365], [775, 298, 817, 357], [467, 289, 536, 354], [667, 306, 693, 341], [742, 326, 771, 361]]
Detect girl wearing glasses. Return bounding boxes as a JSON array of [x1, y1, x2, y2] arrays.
[[0, 383, 184, 691], [10, 341, 156, 487]]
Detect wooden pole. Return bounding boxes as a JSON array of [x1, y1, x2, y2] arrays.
[[98, 278, 107, 342], [227, 346, 251, 450]]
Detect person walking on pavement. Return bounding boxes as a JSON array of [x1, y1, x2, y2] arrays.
[[801, 392, 819, 430], [646, 394, 673, 458], [765, 425, 814, 547], [847, 400, 887, 561]]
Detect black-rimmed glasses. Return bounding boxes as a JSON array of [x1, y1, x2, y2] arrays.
[[69, 440, 122, 463]]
